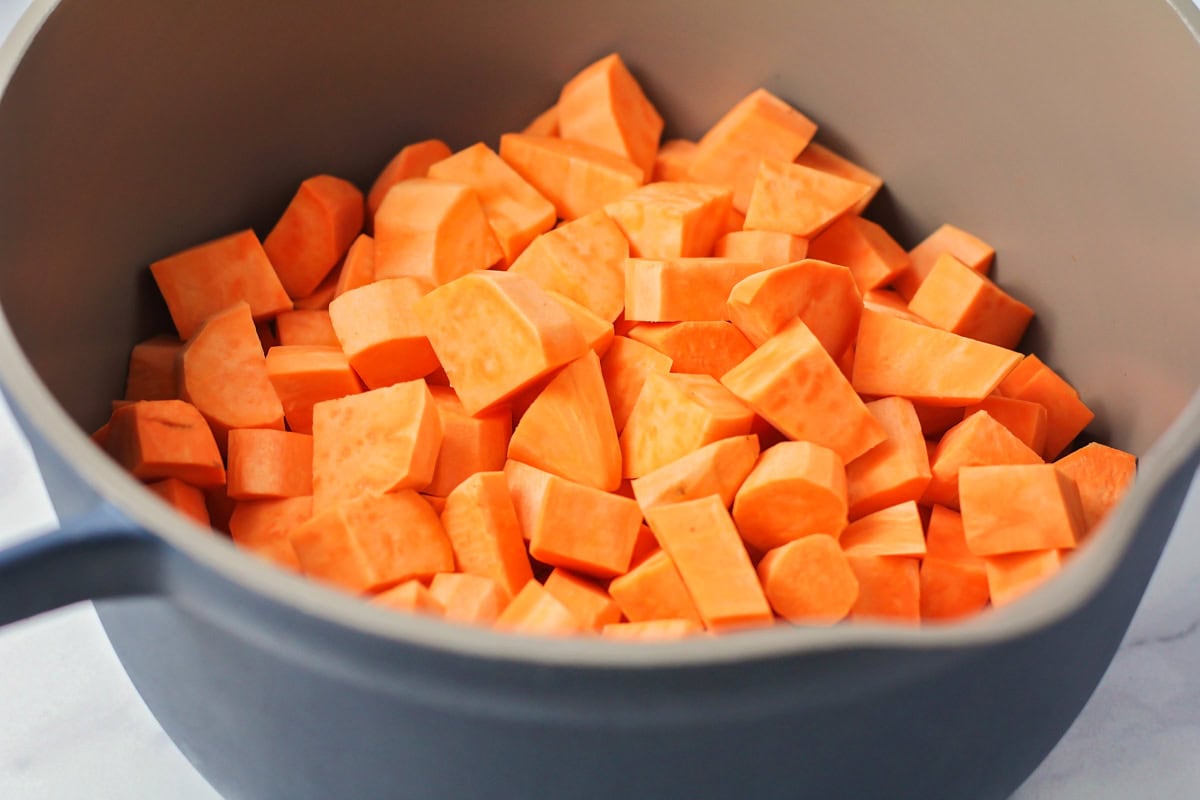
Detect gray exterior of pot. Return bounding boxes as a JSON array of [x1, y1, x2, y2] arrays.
[[0, 2, 1199, 799]]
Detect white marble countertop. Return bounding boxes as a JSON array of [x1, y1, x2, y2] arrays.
[[2, 2, 1200, 797]]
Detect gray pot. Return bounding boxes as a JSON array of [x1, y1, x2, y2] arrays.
[[1, 2, 1198, 798]]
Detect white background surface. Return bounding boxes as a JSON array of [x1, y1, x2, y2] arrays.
[[1, 1, 1199, 797]]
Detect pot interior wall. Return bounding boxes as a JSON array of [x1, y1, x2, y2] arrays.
[[0, 0, 1198, 454]]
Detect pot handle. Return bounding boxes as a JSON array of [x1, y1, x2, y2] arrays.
[[0, 503, 162, 626]]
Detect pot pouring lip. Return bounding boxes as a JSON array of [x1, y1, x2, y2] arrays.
[[1, 0, 1198, 669]]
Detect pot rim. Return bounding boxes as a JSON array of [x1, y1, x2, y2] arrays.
[[1, 0, 1198, 668]]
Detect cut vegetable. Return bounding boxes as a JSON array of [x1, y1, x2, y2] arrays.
[[722, 318, 885, 463], [264, 345, 363, 435], [178, 302, 284, 450], [919, 505, 990, 621], [846, 555, 920, 624], [620, 372, 755, 478], [226, 429, 314, 501], [845, 396, 932, 520], [494, 580, 582, 635], [907, 253, 1033, 349], [428, 573, 508, 625], [852, 308, 1022, 405], [743, 159, 870, 238], [508, 210, 629, 322], [627, 321, 755, 379], [631, 434, 759, 512], [732, 440, 848, 552], [598, 336, 673, 432], [415, 270, 589, 414], [645, 495, 773, 631], [427, 142, 557, 265], [895, 223, 994, 301], [311, 381, 442, 511], [607, 549, 703, 625], [229, 496, 310, 571], [508, 350, 622, 491], [334, 233, 376, 298], [440, 471, 533, 599], [726, 258, 861, 354], [374, 178, 503, 285], [425, 386, 511, 498], [688, 88, 817, 212], [499, 133, 643, 220], [605, 182, 732, 259], [959, 464, 1085, 555], [366, 139, 453, 223], [526, 473, 643, 578], [373, 580, 445, 615], [543, 568, 622, 630], [793, 142, 882, 214], [124, 335, 182, 402], [146, 478, 210, 527], [985, 549, 1063, 607], [625, 257, 762, 322], [996, 355, 1095, 459], [290, 491, 453, 593], [757, 534, 858, 624], [328, 278, 438, 388], [652, 139, 697, 182], [264, 175, 364, 299], [275, 310, 340, 348], [713, 229, 808, 267], [1054, 442, 1137, 532], [963, 396, 1049, 456], [807, 215, 909, 293], [557, 53, 664, 179], [924, 411, 1043, 509], [839, 501, 926, 557], [150, 230, 292, 340]]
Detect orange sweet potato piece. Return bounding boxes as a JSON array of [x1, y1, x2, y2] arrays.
[[557, 53, 664, 179], [985, 549, 1063, 607], [543, 568, 622, 630], [499, 133, 643, 220], [839, 501, 926, 557], [415, 270, 588, 415], [265, 345, 363, 435], [601, 619, 702, 639], [652, 139, 697, 182], [996, 355, 1095, 460], [124, 335, 182, 402], [440, 471, 533, 599], [908, 253, 1033, 349], [334, 233, 376, 298], [150, 230, 292, 340], [522, 105, 560, 137], [895, 222, 994, 301], [688, 88, 817, 212], [1054, 442, 1137, 532], [624, 257, 762, 322], [726, 258, 861, 353], [626, 321, 755, 379], [959, 464, 1086, 556], [852, 309, 1022, 405], [547, 291, 614, 357], [794, 142, 882, 215], [366, 139, 453, 223], [743, 159, 871, 238], [264, 175, 364, 298], [757, 534, 859, 624], [919, 505, 990, 621], [846, 555, 921, 624], [374, 178, 503, 285], [425, 386, 511, 498], [311, 381, 442, 511], [924, 411, 1044, 509], [963, 396, 1049, 455], [713, 229, 809, 267], [605, 182, 733, 259], [732, 440, 848, 552], [226, 429, 313, 501], [427, 142, 557, 264], [373, 580, 445, 615], [502, 459, 557, 541], [290, 491, 453, 593], [526, 474, 643, 578], [645, 495, 773, 631], [845, 396, 932, 520], [508, 350, 621, 491], [228, 496, 310, 571], [722, 318, 885, 463], [145, 478, 210, 526], [862, 288, 931, 326], [274, 311, 337, 349], [428, 573, 509, 625], [178, 302, 285, 450], [608, 549, 702, 625], [620, 372, 755, 478], [599, 335, 673, 432], [631, 433, 759, 512], [508, 210, 629, 322], [808, 215, 910, 293], [494, 580, 582, 635], [328, 278, 438, 388]]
